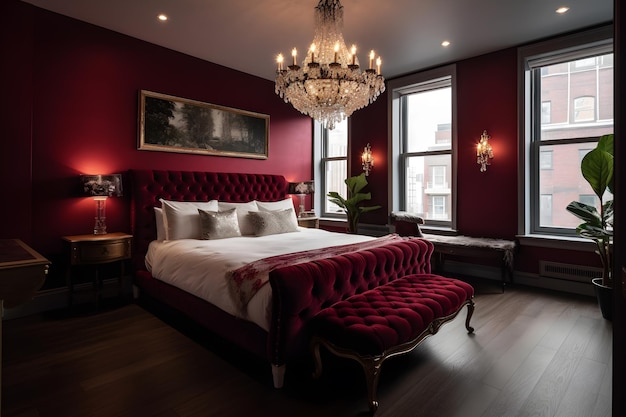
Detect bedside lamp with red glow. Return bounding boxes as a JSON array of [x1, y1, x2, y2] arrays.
[[80, 174, 123, 234]]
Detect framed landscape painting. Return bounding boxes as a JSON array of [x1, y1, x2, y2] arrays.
[[138, 90, 269, 159]]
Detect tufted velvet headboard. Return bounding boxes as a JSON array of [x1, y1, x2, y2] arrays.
[[129, 169, 288, 270]]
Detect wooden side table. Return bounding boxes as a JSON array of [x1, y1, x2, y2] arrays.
[[297, 217, 320, 229], [62, 232, 132, 310]]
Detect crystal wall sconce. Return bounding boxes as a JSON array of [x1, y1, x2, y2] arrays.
[[361, 143, 374, 176], [476, 130, 494, 172]]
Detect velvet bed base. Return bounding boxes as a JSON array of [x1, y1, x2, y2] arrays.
[[129, 169, 435, 388]]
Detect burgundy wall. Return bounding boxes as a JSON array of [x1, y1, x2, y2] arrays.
[[350, 49, 521, 237], [350, 47, 602, 273], [1, 0, 605, 283], [350, 91, 389, 226], [2, 1, 312, 266], [0, 0, 34, 243], [456, 49, 519, 239]]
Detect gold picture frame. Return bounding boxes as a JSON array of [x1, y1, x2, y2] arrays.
[[138, 90, 269, 159]]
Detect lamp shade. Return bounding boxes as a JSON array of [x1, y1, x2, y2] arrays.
[[288, 181, 315, 195], [81, 174, 123, 197]]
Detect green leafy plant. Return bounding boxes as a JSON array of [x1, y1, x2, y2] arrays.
[[566, 134, 614, 287], [328, 173, 381, 233]]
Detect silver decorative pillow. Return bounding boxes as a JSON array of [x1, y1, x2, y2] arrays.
[[248, 208, 299, 237], [198, 208, 241, 240]]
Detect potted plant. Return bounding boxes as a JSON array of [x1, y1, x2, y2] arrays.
[[328, 173, 381, 233], [566, 133, 614, 319]]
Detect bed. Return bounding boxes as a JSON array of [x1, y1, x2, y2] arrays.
[[130, 169, 435, 388]]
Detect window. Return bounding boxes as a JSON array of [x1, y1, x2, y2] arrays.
[[573, 96, 596, 122], [317, 119, 348, 218], [429, 196, 447, 220], [541, 101, 552, 124], [430, 166, 447, 189], [520, 26, 613, 237], [579, 194, 596, 207], [540, 194, 553, 226], [578, 148, 593, 163], [389, 65, 456, 229], [540, 150, 553, 170]]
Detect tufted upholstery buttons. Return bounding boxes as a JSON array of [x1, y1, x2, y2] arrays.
[[310, 273, 475, 412], [130, 170, 288, 270], [312, 274, 474, 355]]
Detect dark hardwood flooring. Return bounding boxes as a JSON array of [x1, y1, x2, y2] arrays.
[[2, 279, 612, 417]]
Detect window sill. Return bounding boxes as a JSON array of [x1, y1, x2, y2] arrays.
[[419, 226, 458, 236], [319, 217, 346, 225], [516, 234, 597, 252]]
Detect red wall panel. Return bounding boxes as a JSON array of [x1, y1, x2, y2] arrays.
[[456, 48, 519, 239], [1, 0, 606, 283], [2, 2, 312, 260], [350, 92, 389, 226], [0, 0, 34, 241]]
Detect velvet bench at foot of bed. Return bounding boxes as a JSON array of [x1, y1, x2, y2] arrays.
[[310, 273, 475, 413]]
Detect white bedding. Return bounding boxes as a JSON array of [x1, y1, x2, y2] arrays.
[[145, 228, 375, 331]]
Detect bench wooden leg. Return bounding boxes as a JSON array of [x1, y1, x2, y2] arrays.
[[312, 337, 382, 412], [362, 357, 383, 412], [465, 298, 475, 333], [311, 297, 476, 413], [311, 338, 324, 379]]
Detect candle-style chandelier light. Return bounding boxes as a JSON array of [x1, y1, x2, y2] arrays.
[[274, 0, 386, 130]]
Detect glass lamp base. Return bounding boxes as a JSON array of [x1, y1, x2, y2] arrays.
[[298, 194, 305, 217], [93, 197, 107, 234], [94, 216, 107, 235]]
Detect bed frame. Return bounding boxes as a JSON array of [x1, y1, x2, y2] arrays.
[[129, 169, 435, 388]]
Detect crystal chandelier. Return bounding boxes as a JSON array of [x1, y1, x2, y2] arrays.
[[274, 0, 386, 130]]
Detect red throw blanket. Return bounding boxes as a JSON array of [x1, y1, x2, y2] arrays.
[[227, 234, 404, 313]]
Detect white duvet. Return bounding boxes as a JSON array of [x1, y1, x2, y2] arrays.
[[145, 228, 374, 331]]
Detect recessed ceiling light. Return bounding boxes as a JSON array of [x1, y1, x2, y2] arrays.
[[442, 41, 451, 47], [556, 6, 569, 14], [158, 14, 168, 21]]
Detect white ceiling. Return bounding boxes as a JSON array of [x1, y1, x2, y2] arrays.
[[23, 0, 613, 81]]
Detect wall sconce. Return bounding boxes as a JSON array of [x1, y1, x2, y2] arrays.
[[81, 174, 123, 234], [361, 143, 374, 176], [476, 130, 494, 172], [287, 180, 315, 217]]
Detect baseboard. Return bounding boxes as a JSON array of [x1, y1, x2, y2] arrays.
[[439, 260, 595, 297], [358, 223, 392, 237], [2, 279, 128, 320], [3, 260, 595, 320]]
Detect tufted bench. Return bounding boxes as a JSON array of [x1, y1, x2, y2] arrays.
[[310, 273, 475, 413]]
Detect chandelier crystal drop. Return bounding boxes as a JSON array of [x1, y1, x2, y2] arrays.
[[274, 0, 386, 130]]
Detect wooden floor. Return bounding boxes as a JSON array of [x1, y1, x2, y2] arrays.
[[2, 280, 612, 417]]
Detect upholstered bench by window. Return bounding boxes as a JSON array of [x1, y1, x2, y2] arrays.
[[310, 273, 475, 413]]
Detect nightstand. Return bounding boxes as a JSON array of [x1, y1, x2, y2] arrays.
[[62, 232, 132, 310], [297, 217, 319, 229]]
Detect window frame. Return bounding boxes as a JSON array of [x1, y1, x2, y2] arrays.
[[313, 119, 350, 219], [517, 25, 613, 238], [388, 64, 457, 231]]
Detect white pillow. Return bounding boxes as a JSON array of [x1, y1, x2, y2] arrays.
[[248, 209, 300, 237], [154, 207, 166, 241], [198, 208, 241, 240], [160, 199, 219, 240], [255, 198, 299, 230], [217, 201, 258, 235]]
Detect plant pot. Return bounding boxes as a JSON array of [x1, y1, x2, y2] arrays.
[[592, 277, 612, 321]]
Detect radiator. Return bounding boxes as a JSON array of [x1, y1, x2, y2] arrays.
[[539, 261, 602, 283]]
